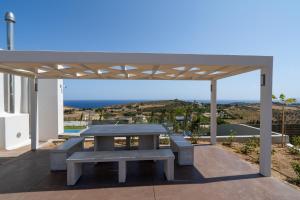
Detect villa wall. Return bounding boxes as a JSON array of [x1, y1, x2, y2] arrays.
[[38, 79, 64, 141], [201, 124, 287, 144], [0, 73, 4, 112], [0, 73, 30, 150], [0, 113, 30, 150], [0, 74, 63, 149]]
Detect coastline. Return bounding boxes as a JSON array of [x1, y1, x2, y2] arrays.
[[64, 99, 261, 109]]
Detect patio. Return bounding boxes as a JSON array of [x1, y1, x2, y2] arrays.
[[0, 144, 299, 200], [0, 50, 289, 198], [0, 51, 274, 177]]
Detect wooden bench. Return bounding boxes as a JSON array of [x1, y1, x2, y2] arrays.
[[50, 137, 84, 171], [170, 135, 194, 165], [66, 149, 175, 185]]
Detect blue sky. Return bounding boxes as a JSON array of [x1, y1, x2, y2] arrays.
[[0, 0, 299, 100]]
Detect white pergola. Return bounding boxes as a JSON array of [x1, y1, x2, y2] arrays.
[[0, 50, 273, 177]]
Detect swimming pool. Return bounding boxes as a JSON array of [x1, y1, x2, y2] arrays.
[[64, 129, 82, 133]]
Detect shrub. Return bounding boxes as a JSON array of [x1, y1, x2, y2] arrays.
[[160, 138, 170, 145], [247, 137, 260, 148], [271, 148, 276, 155], [190, 134, 198, 144], [290, 136, 300, 147], [222, 130, 236, 147], [289, 162, 300, 185], [288, 146, 300, 155], [240, 144, 255, 155], [253, 151, 260, 164], [240, 137, 259, 155], [292, 162, 300, 178]]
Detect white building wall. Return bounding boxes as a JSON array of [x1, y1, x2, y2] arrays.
[[14, 76, 21, 113], [0, 113, 30, 150], [0, 73, 30, 150], [57, 80, 64, 135], [38, 79, 64, 141], [20, 77, 29, 113], [0, 74, 4, 113]]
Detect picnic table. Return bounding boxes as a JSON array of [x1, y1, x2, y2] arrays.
[[80, 124, 167, 151]]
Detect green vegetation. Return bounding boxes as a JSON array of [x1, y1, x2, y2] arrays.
[[272, 93, 297, 147], [222, 130, 236, 147], [160, 137, 170, 145], [289, 162, 300, 185], [288, 146, 300, 155], [64, 126, 86, 130], [290, 136, 300, 147], [240, 137, 259, 155], [190, 132, 200, 144]]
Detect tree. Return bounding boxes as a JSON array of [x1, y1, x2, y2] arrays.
[[95, 108, 104, 121], [272, 93, 297, 147], [159, 109, 166, 123], [149, 111, 155, 123], [80, 113, 84, 121], [184, 106, 192, 130], [167, 109, 175, 123]]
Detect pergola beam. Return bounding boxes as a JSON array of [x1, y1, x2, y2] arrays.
[[212, 66, 261, 80], [0, 66, 35, 78], [0, 51, 273, 66]]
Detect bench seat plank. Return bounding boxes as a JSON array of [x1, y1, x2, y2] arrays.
[[50, 137, 84, 171], [67, 149, 174, 185], [52, 138, 84, 152], [68, 149, 174, 162], [170, 135, 194, 166]]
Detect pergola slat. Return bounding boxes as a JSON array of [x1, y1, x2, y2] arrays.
[[0, 50, 272, 80]]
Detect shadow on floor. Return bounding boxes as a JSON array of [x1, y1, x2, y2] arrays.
[[0, 146, 263, 194]]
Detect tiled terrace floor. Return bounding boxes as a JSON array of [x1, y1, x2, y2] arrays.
[[0, 145, 299, 200]]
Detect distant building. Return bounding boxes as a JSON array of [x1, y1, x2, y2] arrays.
[[175, 116, 185, 122], [136, 115, 148, 123]]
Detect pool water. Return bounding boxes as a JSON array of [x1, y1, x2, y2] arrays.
[[64, 129, 82, 133]]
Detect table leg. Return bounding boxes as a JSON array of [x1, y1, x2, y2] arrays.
[[126, 136, 130, 149], [94, 136, 114, 151], [155, 135, 160, 149], [94, 136, 98, 151], [138, 135, 154, 150]]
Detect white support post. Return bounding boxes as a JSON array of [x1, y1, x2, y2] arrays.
[[210, 80, 217, 145], [20, 77, 29, 113], [259, 65, 273, 177], [29, 78, 39, 150]]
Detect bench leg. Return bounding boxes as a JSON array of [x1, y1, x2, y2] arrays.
[[170, 141, 178, 153], [126, 136, 130, 149], [67, 162, 82, 186], [50, 152, 67, 171], [163, 158, 174, 181], [139, 135, 154, 150], [95, 136, 114, 151], [118, 160, 126, 183], [178, 148, 194, 165]]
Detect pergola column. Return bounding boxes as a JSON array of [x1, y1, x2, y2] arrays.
[[29, 78, 39, 150], [259, 65, 273, 177], [210, 79, 217, 145]]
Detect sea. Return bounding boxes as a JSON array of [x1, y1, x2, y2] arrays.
[[64, 99, 259, 109]]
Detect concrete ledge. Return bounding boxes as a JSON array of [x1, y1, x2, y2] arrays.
[[197, 134, 289, 144]]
